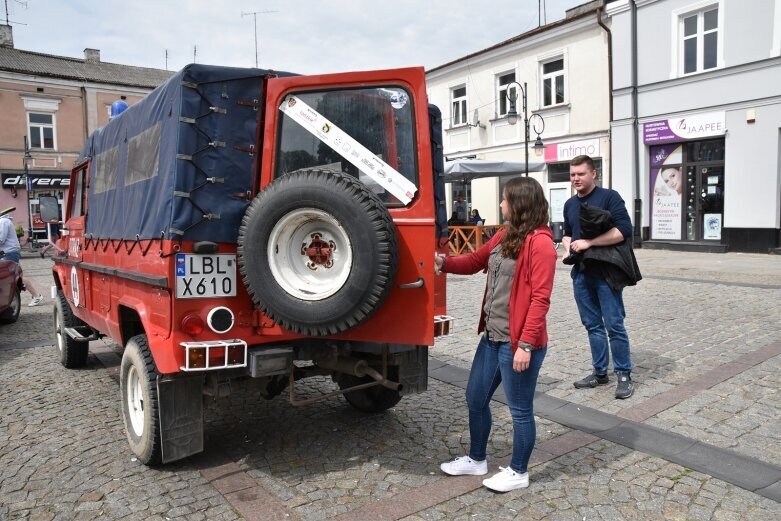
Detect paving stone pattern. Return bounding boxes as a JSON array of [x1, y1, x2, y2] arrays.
[[0, 251, 779, 520]]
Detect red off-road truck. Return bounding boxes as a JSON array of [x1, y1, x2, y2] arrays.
[[49, 64, 451, 464]]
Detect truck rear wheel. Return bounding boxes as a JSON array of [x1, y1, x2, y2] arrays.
[[0, 287, 21, 324], [120, 334, 162, 465], [54, 290, 88, 368], [238, 170, 398, 336], [337, 369, 403, 413]]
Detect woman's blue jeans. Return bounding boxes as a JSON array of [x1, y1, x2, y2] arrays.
[[466, 334, 546, 474], [571, 270, 632, 374]]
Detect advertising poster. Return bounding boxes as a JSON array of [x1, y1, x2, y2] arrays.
[[703, 214, 722, 240], [649, 145, 683, 240]]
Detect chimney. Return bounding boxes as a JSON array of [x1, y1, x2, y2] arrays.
[[0, 24, 13, 48], [83, 48, 101, 62]]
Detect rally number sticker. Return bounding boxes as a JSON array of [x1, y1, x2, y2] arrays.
[[175, 254, 237, 299]]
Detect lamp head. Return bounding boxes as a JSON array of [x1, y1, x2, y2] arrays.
[[533, 135, 545, 155]]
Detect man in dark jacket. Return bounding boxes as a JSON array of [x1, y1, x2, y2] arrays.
[[562, 155, 635, 399]]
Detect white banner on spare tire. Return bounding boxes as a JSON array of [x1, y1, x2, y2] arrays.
[[279, 95, 417, 205]]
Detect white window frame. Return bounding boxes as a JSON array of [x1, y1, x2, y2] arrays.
[[22, 97, 60, 151], [540, 56, 567, 108], [496, 71, 517, 118], [671, 1, 724, 77], [450, 84, 468, 127]]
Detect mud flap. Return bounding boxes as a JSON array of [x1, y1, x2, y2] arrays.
[[157, 375, 204, 464], [397, 345, 428, 396]]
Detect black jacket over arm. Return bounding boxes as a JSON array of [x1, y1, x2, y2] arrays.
[[563, 204, 642, 290]]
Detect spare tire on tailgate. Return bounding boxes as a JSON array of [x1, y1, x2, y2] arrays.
[[238, 170, 398, 336]]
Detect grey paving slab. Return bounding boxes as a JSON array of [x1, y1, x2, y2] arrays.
[[428, 363, 469, 385], [756, 480, 781, 504], [671, 442, 781, 493], [599, 422, 697, 456], [541, 402, 625, 434]]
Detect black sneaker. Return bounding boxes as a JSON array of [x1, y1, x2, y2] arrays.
[[615, 371, 634, 399], [573, 372, 609, 389]]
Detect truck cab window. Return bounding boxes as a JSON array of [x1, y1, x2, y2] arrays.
[[274, 86, 418, 206]]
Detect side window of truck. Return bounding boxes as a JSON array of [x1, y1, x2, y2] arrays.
[[274, 86, 418, 206], [68, 166, 88, 219]]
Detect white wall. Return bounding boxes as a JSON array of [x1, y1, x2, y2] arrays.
[[723, 104, 781, 228], [429, 12, 611, 227]]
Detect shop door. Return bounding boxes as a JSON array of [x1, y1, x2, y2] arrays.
[[684, 139, 725, 241], [685, 165, 724, 241]]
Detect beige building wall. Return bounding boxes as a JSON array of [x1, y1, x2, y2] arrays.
[[0, 75, 157, 238]]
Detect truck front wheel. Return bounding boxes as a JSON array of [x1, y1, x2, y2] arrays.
[[54, 290, 88, 368], [120, 334, 162, 465]]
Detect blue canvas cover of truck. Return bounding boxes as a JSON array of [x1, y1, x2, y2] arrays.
[[79, 64, 294, 244]]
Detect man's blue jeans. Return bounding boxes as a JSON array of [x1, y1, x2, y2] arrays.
[[572, 270, 632, 374], [466, 334, 546, 474]]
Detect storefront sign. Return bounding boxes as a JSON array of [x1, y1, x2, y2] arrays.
[[544, 138, 600, 163], [1, 172, 70, 189], [643, 112, 725, 144]]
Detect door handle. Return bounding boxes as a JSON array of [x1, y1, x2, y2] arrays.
[[398, 277, 424, 289]]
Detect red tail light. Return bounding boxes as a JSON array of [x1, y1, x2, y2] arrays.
[[181, 314, 204, 336]]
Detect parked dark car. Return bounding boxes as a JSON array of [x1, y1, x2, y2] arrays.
[[0, 253, 23, 324]]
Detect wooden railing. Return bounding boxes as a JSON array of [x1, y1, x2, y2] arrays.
[[447, 225, 504, 255]]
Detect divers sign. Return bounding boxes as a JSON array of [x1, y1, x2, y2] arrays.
[[2, 173, 70, 189]]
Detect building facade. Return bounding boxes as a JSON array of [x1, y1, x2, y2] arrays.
[[426, 1, 611, 228], [607, 0, 781, 253], [0, 25, 172, 244]]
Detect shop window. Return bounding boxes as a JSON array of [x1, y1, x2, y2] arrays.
[[547, 160, 602, 184], [450, 85, 467, 127], [685, 139, 724, 162], [678, 5, 720, 75], [496, 71, 516, 118], [541, 58, 566, 107], [28, 113, 56, 150]]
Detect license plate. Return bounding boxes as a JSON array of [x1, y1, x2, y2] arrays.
[[175, 254, 237, 299]]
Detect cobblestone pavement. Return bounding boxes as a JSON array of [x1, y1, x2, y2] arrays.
[[1, 250, 779, 520]]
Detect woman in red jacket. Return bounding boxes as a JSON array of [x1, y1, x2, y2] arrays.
[[436, 177, 557, 492]]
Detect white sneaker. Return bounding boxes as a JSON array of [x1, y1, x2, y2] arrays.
[[482, 466, 529, 492], [28, 295, 45, 307], [440, 456, 488, 476]]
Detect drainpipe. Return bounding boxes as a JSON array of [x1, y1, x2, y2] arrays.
[[81, 86, 89, 140], [630, 0, 642, 247], [596, 7, 613, 186]]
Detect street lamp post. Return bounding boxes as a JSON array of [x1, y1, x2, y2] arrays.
[[505, 81, 545, 176], [22, 136, 34, 244]]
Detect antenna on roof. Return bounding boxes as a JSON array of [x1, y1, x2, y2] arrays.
[[4, 0, 29, 26], [241, 10, 279, 68], [193, 45, 197, 64]]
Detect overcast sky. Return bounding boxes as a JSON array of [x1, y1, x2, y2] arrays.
[[5, 0, 584, 74]]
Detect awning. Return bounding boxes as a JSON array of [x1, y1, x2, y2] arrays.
[[443, 159, 546, 184]]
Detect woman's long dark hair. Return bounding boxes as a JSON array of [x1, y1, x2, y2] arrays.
[[500, 177, 549, 259]]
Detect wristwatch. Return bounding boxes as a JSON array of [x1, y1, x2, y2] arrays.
[[519, 342, 533, 353]]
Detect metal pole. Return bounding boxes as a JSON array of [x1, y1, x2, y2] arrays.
[[23, 136, 33, 243], [523, 82, 529, 176]]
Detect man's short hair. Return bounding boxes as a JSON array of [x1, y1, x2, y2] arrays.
[[570, 155, 595, 171]]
